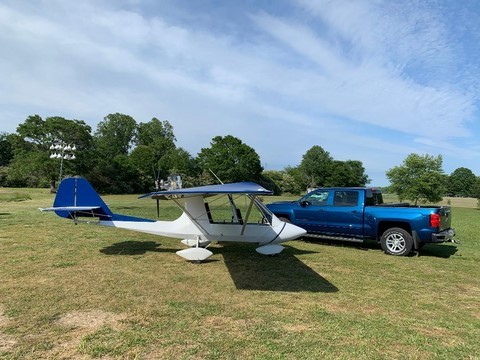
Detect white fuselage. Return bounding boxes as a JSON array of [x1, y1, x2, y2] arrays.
[[100, 195, 305, 245]]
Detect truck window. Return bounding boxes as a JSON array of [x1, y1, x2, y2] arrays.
[[303, 190, 329, 206], [365, 190, 384, 205], [374, 192, 383, 205], [333, 191, 359, 206]]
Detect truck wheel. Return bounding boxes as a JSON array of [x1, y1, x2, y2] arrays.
[[380, 228, 413, 256]]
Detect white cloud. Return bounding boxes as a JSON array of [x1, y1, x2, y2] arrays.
[[250, 9, 474, 140]]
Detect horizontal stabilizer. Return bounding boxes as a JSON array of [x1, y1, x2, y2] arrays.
[[39, 206, 101, 212]]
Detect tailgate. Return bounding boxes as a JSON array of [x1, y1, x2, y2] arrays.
[[438, 206, 452, 230]]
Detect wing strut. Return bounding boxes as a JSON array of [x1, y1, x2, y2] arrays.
[[240, 195, 256, 235]]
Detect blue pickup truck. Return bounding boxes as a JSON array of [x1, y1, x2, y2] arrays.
[[266, 187, 456, 256]]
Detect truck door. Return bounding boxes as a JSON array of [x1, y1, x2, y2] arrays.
[[325, 190, 364, 237], [292, 189, 330, 233]]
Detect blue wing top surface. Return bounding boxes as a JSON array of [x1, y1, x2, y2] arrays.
[[140, 182, 273, 199]]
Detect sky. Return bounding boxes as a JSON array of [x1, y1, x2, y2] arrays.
[[1, 0, 479, 185]]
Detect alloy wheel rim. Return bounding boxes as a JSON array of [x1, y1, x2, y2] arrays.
[[385, 233, 406, 253]]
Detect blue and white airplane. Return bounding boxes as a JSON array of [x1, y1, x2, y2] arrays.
[[40, 177, 306, 261]]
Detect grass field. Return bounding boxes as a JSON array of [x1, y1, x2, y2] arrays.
[[0, 188, 479, 359]]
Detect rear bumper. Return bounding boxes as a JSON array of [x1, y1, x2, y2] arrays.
[[431, 228, 455, 243]]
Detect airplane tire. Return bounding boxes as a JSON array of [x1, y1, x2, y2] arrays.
[[380, 227, 413, 256]]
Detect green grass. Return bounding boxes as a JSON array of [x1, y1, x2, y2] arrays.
[[0, 190, 31, 202], [0, 189, 479, 359]]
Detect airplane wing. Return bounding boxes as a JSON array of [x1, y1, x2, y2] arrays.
[[139, 182, 273, 199]]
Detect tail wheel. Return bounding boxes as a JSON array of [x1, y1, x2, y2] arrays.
[[380, 227, 413, 256]]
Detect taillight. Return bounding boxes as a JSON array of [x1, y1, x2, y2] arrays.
[[430, 213, 441, 228]]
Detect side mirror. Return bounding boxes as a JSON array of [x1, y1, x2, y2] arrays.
[[300, 200, 311, 207]]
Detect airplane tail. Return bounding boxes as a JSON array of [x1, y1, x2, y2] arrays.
[[43, 177, 155, 224], [47, 177, 114, 221]]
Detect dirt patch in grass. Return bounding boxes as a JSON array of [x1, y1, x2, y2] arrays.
[[0, 305, 7, 327], [0, 304, 17, 352], [282, 323, 313, 333], [205, 315, 248, 329], [56, 309, 124, 331], [0, 334, 17, 352], [32, 310, 126, 359]]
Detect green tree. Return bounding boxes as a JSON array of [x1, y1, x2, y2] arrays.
[[94, 113, 137, 159], [447, 167, 477, 197], [15, 115, 45, 145], [17, 115, 92, 150], [129, 145, 157, 191], [284, 166, 305, 193], [157, 147, 200, 187], [7, 152, 56, 187], [136, 118, 176, 157], [88, 154, 140, 194], [91, 113, 137, 192], [0, 132, 13, 167], [327, 160, 370, 187], [386, 153, 445, 205], [197, 135, 263, 184], [472, 177, 480, 200], [130, 118, 179, 190], [263, 170, 301, 195], [298, 146, 334, 188], [9, 115, 92, 187]]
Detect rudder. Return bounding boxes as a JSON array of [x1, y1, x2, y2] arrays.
[[53, 177, 113, 220]]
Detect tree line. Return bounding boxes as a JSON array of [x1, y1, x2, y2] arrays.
[[385, 153, 480, 204], [0, 113, 479, 201], [0, 114, 370, 194]]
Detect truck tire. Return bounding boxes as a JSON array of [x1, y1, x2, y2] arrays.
[[380, 227, 413, 256]]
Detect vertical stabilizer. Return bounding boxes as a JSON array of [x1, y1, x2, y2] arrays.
[[52, 177, 113, 220]]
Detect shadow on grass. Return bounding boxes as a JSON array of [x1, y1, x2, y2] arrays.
[[0, 212, 10, 216], [100, 240, 177, 255], [302, 237, 380, 252], [302, 238, 458, 259], [418, 244, 458, 258], [221, 243, 338, 293]]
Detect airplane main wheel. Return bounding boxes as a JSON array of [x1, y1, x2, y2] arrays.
[[380, 227, 413, 256]]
